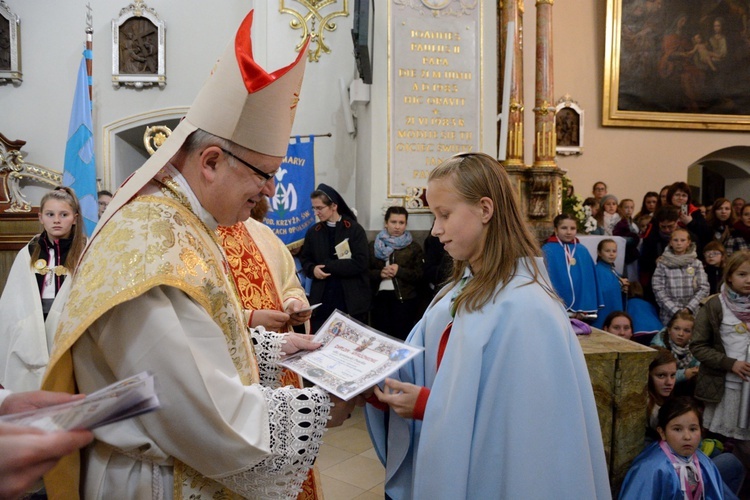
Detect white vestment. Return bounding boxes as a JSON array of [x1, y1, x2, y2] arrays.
[[47, 167, 331, 499], [0, 242, 65, 392]]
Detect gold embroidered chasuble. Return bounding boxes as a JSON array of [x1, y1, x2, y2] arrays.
[[42, 173, 261, 500]]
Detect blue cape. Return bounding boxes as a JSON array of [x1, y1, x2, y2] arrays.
[[542, 239, 603, 314], [593, 260, 626, 329], [366, 258, 611, 498], [619, 441, 725, 499], [627, 297, 664, 335]]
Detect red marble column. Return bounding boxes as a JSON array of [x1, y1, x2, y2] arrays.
[[533, 0, 556, 168], [500, 0, 525, 167]]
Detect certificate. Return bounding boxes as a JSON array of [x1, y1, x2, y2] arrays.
[[279, 310, 423, 400], [0, 371, 160, 431]]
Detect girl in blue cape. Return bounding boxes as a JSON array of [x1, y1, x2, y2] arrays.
[[619, 396, 727, 499], [593, 238, 628, 329], [542, 213, 603, 319], [364, 153, 610, 499]]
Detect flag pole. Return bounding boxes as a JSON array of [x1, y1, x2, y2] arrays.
[[86, 3, 93, 104]]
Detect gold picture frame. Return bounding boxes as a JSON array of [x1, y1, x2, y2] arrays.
[[603, 0, 750, 130]]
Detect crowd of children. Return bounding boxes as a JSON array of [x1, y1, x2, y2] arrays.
[[542, 181, 750, 498]]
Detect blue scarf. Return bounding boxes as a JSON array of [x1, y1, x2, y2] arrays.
[[373, 228, 413, 261]]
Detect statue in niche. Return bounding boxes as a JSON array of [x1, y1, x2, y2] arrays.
[[555, 107, 580, 147], [0, 18, 10, 71], [119, 17, 157, 74]]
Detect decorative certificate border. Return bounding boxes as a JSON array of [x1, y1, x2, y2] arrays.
[[279, 310, 422, 400]]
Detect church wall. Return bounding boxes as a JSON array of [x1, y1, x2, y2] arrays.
[[547, 0, 748, 206], [0, 0, 360, 219], [0, 0, 746, 239]]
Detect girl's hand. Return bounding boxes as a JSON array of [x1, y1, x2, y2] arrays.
[[732, 360, 750, 381], [374, 378, 421, 419], [327, 394, 356, 428], [685, 366, 699, 380]]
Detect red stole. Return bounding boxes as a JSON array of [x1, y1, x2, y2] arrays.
[[217, 222, 321, 500]]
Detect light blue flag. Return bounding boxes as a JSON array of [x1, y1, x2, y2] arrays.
[[264, 136, 316, 247], [63, 49, 97, 236]]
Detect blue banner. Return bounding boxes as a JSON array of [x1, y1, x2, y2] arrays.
[[264, 136, 316, 247], [62, 49, 97, 236]]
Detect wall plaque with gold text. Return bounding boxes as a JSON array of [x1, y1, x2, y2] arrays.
[[389, 0, 482, 200]]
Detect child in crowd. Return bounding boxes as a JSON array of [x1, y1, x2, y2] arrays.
[[658, 185, 671, 210], [636, 213, 653, 237], [704, 240, 727, 295], [0, 186, 86, 392], [653, 228, 710, 325], [635, 191, 659, 220], [593, 239, 627, 329], [369, 206, 424, 340], [651, 311, 699, 392], [614, 198, 641, 266], [645, 349, 677, 438], [602, 310, 634, 340], [626, 281, 663, 344], [597, 194, 621, 235], [692, 250, 750, 471], [366, 152, 609, 498], [707, 198, 736, 246], [726, 204, 750, 256], [542, 213, 603, 320], [582, 197, 604, 235], [620, 396, 731, 499]]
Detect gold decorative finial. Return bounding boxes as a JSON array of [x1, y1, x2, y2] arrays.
[[279, 0, 350, 62]]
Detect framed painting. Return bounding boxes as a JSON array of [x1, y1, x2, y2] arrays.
[[603, 0, 750, 130], [0, 0, 21, 85], [112, 0, 166, 89]]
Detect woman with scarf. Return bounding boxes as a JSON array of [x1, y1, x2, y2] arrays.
[[369, 206, 424, 340]]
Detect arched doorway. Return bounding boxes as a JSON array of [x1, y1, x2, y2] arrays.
[[101, 107, 187, 191], [687, 146, 750, 205]]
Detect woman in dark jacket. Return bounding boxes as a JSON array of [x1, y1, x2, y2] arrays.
[[666, 181, 712, 257], [369, 206, 424, 340], [301, 184, 371, 332]]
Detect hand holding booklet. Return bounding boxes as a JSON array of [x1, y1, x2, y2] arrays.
[[279, 310, 422, 400], [0, 372, 160, 431]]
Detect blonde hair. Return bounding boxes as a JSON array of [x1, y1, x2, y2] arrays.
[[31, 186, 86, 274], [724, 250, 750, 289], [429, 152, 548, 313]]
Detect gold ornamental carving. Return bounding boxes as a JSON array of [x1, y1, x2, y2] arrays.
[[279, 0, 350, 62]]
